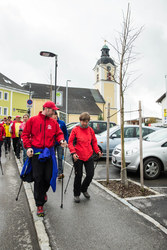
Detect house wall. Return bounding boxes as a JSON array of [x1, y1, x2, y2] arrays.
[[0, 88, 11, 118], [0, 87, 29, 119], [12, 91, 29, 117], [68, 114, 99, 123], [31, 98, 51, 117]]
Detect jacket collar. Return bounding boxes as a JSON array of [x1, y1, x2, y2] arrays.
[[38, 111, 50, 120]]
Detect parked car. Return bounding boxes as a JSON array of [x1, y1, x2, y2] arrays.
[[96, 125, 159, 157], [67, 120, 116, 136], [112, 128, 167, 180], [66, 122, 78, 129]]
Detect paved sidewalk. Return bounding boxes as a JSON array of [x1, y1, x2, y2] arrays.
[[43, 162, 167, 250], [0, 150, 40, 250], [129, 196, 167, 229]]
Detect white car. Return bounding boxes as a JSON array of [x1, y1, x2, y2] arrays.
[[112, 128, 167, 179], [96, 125, 158, 157]]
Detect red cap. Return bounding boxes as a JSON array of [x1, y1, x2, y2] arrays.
[[43, 101, 59, 110], [16, 115, 21, 118]]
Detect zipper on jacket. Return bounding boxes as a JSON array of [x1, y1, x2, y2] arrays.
[[43, 117, 46, 148], [40, 124, 42, 132]]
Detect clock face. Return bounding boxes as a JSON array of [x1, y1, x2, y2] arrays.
[[107, 66, 111, 72]]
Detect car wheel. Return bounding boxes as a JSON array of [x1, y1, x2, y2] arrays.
[[144, 157, 161, 180]]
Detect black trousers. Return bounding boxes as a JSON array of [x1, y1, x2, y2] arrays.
[[5, 137, 11, 152], [12, 137, 20, 157], [0, 141, 3, 157], [32, 155, 53, 206], [74, 158, 94, 196]]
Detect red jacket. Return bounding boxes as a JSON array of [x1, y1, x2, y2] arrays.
[[68, 125, 100, 161], [22, 112, 64, 149], [0, 124, 6, 141], [11, 121, 22, 138]]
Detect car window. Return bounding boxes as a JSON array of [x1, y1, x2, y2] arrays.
[[111, 129, 121, 138], [91, 122, 107, 134], [110, 122, 116, 128], [124, 127, 135, 138], [143, 129, 167, 142], [162, 142, 167, 147], [136, 127, 155, 137]]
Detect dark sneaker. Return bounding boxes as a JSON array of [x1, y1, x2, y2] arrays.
[[37, 206, 44, 217], [58, 173, 64, 180], [74, 196, 80, 203], [82, 191, 90, 199], [44, 194, 48, 203]]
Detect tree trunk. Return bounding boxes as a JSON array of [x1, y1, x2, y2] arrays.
[[120, 75, 128, 187], [106, 102, 110, 184]]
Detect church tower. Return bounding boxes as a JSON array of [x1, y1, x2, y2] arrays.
[[93, 43, 117, 123]]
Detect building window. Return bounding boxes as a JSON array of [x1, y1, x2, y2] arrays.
[[0, 91, 2, 100], [3, 107, 8, 116], [107, 72, 111, 80], [4, 92, 9, 101], [0, 107, 2, 115]]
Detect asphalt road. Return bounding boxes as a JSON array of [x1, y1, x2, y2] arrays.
[[0, 149, 40, 250], [44, 162, 167, 250]]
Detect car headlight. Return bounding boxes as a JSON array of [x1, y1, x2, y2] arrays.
[[125, 148, 138, 156]]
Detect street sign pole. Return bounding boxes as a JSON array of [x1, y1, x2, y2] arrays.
[[27, 99, 33, 118]]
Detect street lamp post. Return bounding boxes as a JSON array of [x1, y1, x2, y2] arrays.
[[66, 80, 71, 124], [40, 51, 58, 104]]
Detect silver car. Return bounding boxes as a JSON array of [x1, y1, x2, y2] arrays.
[[112, 128, 167, 179], [96, 125, 158, 157]]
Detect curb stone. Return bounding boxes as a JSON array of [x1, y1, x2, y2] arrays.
[[15, 157, 52, 250]]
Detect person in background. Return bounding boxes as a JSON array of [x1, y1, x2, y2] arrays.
[[8, 116, 13, 124], [0, 123, 6, 161], [22, 101, 67, 217], [10, 115, 22, 159], [3, 119, 11, 154], [19, 114, 29, 163], [1, 117, 7, 125], [52, 111, 68, 179], [68, 112, 102, 203]]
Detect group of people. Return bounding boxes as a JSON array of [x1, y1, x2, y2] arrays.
[[0, 114, 29, 162], [1, 101, 102, 217]]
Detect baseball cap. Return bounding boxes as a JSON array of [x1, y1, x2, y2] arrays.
[[16, 115, 21, 118], [43, 101, 59, 110]]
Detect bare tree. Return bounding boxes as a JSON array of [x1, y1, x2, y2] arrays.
[[107, 3, 143, 187]]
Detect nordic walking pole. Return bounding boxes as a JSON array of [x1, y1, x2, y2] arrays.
[[64, 164, 74, 194], [0, 160, 4, 175], [94, 159, 99, 170], [60, 146, 67, 208], [16, 156, 30, 201], [16, 180, 23, 201]]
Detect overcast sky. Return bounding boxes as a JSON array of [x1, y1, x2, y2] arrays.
[[0, 0, 166, 121]]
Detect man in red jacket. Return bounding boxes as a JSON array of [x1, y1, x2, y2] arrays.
[[0, 123, 6, 162], [22, 101, 67, 216], [68, 112, 102, 203]]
